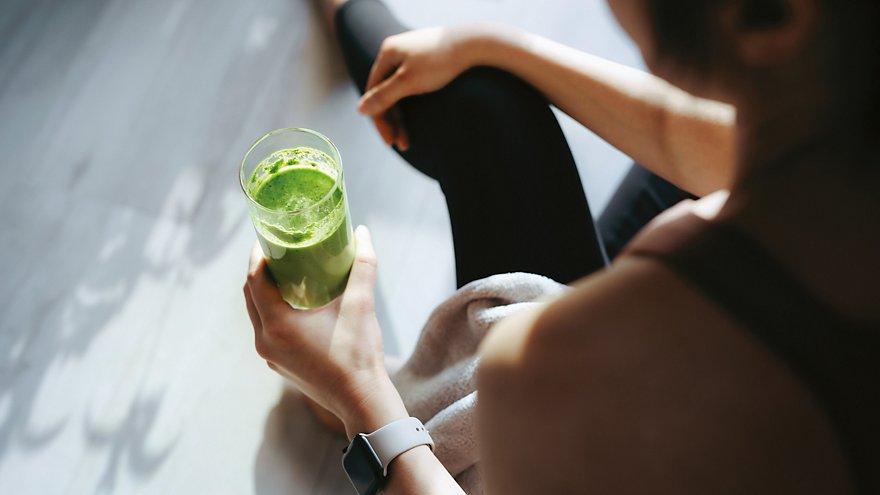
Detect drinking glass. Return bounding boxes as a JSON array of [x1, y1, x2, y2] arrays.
[[240, 128, 354, 309]]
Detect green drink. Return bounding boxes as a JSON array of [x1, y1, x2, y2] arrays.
[[241, 128, 355, 309]]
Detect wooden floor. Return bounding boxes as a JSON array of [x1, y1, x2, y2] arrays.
[[0, 0, 640, 492]]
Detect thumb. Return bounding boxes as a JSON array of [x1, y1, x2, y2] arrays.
[[341, 225, 378, 314], [348, 225, 378, 290]]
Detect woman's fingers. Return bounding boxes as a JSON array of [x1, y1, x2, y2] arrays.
[[373, 107, 410, 150], [373, 115, 397, 146], [244, 283, 275, 360], [243, 284, 262, 333], [247, 242, 289, 319], [365, 77, 410, 149], [361, 38, 413, 149], [365, 39, 403, 93], [390, 107, 409, 151], [358, 69, 412, 117], [341, 225, 378, 315]]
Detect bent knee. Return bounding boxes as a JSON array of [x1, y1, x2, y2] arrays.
[[441, 68, 548, 124], [401, 67, 558, 171], [404, 67, 551, 144]]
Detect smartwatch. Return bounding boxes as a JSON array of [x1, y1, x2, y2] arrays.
[[341, 417, 434, 495]]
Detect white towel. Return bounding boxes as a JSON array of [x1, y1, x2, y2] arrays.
[[391, 273, 566, 494]]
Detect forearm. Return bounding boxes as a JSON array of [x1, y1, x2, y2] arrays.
[[466, 25, 735, 195], [380, 446, 465, 495], [341, 376, 466, 495]]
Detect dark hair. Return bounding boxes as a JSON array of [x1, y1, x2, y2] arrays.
[[648, 0, 880, 136], [648, 0, 789, 69]]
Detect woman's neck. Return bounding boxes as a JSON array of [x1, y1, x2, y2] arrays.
[[731, 101, 868, 189]]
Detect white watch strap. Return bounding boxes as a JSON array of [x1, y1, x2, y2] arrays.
[[363, 417, 434, 475]]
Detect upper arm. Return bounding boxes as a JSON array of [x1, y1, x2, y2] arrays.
[[477, 258, 852, 494], [495, 34, 734, 196]]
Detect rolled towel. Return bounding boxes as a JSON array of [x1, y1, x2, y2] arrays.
[[392, 273, 566, 494]]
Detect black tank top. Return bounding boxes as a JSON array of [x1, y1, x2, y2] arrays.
[[625, 215, 880, 493]]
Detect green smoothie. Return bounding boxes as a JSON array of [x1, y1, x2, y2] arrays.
[[247, 146, 354, 308]]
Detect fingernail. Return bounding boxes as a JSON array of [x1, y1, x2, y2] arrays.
[[357, 97, 372, 114], [361, 102, 378, 115]]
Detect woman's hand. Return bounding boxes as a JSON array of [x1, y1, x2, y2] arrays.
[[243, 226, 407, 438], [358, 25, 498, 150], [246, 227, 466, 493]]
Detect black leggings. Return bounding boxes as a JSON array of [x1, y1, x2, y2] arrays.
[[336, 0, 692, 287]]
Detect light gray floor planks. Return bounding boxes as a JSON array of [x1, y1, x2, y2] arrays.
[[0, 0, 641, 492]]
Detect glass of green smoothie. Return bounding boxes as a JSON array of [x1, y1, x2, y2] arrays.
[[241, 128, 355, 309]]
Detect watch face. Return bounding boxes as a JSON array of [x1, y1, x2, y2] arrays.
[[342, 435, 384, 494]]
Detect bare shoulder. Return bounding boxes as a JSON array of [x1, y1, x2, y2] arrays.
[[477, 257, 853, 494]]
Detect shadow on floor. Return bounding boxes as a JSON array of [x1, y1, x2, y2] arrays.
[[253, 387, 350, 495]]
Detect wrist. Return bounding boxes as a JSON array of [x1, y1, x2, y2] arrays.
[[339, 371, 408, 440], [456, 22, 527, 68]]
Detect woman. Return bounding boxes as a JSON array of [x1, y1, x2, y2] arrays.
[[243, 0, 880, 492]]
